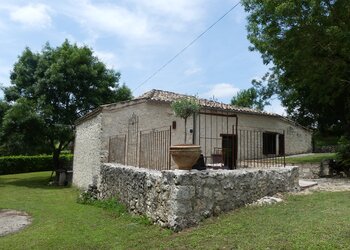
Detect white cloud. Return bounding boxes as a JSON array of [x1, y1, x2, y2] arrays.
[[94, 50, 119, 69], [0, 19, 6, 30], [0, 65, 11, 94], [134, 0, 204, 22], [184, 67, 202, 76], [202, 83, 240, 99], [264, 99, 286, 116], [9, 4, 52, 29], [62, 0, 161, 44], [134, 0, 206, 32], [56, 0, 207, 45]]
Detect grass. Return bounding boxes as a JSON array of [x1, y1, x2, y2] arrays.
[[1, 172, 350, 249], [285, 153, 337, 164]]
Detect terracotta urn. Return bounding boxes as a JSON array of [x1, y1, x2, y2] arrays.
[[170, 144, 201, 170]]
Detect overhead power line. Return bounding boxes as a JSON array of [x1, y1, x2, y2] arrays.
[[133, 1, 241, 92]]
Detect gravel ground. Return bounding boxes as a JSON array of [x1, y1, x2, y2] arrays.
[[298, 178, 350, 194], [0, 209, 31, 237]]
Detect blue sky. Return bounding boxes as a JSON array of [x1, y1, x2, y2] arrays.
[[0, 0, 285, 114]]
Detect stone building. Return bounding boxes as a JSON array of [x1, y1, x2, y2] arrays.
[[73, 89, 312, 189]]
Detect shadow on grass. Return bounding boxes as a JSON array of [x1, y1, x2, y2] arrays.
[[0, 172, 70, 190]]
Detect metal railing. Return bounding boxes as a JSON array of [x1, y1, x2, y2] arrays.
[[108, 126, 171, 170], [139, 127, 171, 170]]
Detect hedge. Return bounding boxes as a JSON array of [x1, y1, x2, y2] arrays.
[[0, 154, 73, 175]]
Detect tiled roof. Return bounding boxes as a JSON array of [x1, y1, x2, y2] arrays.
[[135, 89, 280, 117], [77, 89, 310, 131]]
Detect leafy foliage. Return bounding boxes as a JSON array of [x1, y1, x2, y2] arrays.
[[337, 136, 350, 167], [0, 100, 10, 126], [1, 99, 49, 155], [231, 88, 265, 110], [2, 40, 132, 167], [171, 97, 200, 120], [171, 97, 200, 143], [0, 154, 73, 175], [242, 0, 350, 133]]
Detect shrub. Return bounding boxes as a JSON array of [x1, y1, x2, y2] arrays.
[[337, 136, 350, 167], [0, 154, 73, 175]]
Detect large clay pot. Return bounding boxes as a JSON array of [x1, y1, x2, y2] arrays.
[[170, 144, 201, 170]]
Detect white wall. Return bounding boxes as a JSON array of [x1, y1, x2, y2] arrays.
[[238, 113, 312, 155], [101, 101, 195, 169], [73, 101, 312, 189], [193, 111, 312, 163], [72, 114, 102, 189]]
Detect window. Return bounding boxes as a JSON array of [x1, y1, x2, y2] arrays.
[[263, 132, 277, 155]]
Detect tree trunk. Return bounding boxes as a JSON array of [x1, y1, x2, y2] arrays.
[[53, 149, 61, 170], [53, 148, 61, 184], [184, 118, 187, 144]]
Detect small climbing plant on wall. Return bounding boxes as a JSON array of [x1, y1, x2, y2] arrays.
[[171, 97, 200, 143]]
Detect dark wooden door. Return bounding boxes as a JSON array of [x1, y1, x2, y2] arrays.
[[279, 134, 285, 156], [221, 134, 236, 169]]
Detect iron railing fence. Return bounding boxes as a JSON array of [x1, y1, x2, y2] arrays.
[[108, 126, 171, 170], [197, 125, 286, 169], [108, 110, 286, 170], [108, 134, 126, 164], [139, 127, 171, 170], [236, 128, 286, 169]]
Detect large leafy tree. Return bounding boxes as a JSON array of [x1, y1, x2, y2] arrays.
[[242, 0, 350, 134], [0, 100, 10, 155], [231, 88, 260, 109], [1, 99, 49, 155], [4, 40, 132, 168]]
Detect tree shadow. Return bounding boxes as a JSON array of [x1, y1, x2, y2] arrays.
[[0, 173, 71, 190]]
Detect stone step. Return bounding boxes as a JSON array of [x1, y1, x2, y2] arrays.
[[299, 180, 318, 189]]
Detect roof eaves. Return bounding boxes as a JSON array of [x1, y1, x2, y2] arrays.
[[75, 107, 103, 126]]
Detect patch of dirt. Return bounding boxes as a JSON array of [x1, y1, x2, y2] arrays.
[[0, 209, 32, 237], [298, 178, 350, 195]]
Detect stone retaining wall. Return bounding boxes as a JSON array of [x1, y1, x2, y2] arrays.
[[98, 164, 299, 231], [297, 163, 331, 179]]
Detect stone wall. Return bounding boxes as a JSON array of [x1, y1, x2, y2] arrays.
[[73, 114, 102, 189], [98, 164, 299, 231], [297, 163, 331, 179]]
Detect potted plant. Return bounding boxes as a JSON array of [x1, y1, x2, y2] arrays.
[[170, 97, 201, 170]]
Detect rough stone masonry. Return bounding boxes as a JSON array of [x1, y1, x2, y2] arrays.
[[98, 163, 299, 231]]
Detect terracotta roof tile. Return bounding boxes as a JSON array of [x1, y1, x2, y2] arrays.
[[135, 89, 280, 117]]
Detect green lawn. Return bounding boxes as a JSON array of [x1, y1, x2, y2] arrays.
[[285, 153, 337, 164], [1, 172, 350, 249]]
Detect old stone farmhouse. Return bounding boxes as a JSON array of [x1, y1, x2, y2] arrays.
[[73, 89, 312, 189]]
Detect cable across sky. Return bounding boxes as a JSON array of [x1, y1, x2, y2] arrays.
[[133, 1, 241, 92]]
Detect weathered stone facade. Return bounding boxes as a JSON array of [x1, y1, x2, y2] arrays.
[[73, 113, 102, 188], [98, 163, 299, 231], [73, 89, 312, 189]]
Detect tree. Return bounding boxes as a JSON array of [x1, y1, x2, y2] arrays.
[[0, 100, 10, 127], [0, 100, 10, 155], [1, 99, 49, 155], [4, 40, 132, 169], [231, 88, 264, 110], [231, 88, 257, 109], [171, 97, 200, 143], [242, 0, 350, 133]]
